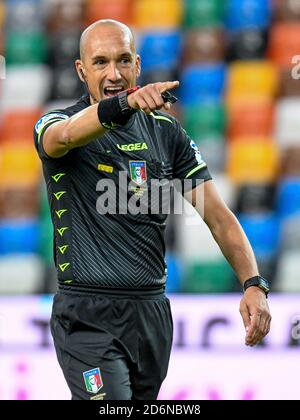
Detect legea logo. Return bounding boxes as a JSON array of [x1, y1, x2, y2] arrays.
[[117, 143, 148, 151]]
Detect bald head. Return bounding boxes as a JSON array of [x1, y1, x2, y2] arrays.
[[80, 19, 136, 61], [75, 19, 141, 104]]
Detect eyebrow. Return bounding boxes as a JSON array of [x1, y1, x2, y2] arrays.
[[91, 52, 133, 62]]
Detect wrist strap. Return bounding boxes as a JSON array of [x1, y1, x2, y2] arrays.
[[97, 95, 135, 129], [97, 86, 139, 130]]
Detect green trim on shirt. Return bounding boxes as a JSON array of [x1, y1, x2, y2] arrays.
[[186, 162, 207, 179], [37, 118, 64, 144], [149, 113, 173, 124]]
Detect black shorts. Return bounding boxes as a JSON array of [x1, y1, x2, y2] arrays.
[[50, 287, 173, 400]]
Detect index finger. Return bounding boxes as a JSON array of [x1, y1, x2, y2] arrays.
[[246, 312, 261, 345], [157, 81, 180, 93]]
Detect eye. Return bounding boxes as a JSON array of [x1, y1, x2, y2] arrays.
[[94, 59, 106, 66], [121, 57, 131, 65]]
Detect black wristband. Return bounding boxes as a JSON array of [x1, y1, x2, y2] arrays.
[[243, 275, 270, 298], [97, 95, 135, 129]]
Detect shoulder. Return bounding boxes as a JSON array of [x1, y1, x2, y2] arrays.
[[62, 94, 90, 116], [149, 110, 178, 127], [34, 95, 90, 136], [34, 110, 69, 136], [136, 110, 181, 133]]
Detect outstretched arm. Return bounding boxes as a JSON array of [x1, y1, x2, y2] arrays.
[[43, 81, 179, 158], [185, 180, 271, 346]]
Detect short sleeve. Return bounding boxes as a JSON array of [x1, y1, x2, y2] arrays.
[[33, 111, 70, 160], [172, 120, 212, 190]]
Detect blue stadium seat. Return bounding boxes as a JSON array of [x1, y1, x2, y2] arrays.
[[0, 219, 40, 255], [165, 253, 182, 293], [226, 0, 271, 32], [6, 0, 44, 31], [139, 31, 181, 72], [276, 179, 300, 219], [180, 64, 226, 105], [238, 213, 280, 259]]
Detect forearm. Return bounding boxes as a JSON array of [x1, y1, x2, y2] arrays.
[[61, 104, 107, 149], [210, 211, 259, 284], [44, 104, 107, 158]]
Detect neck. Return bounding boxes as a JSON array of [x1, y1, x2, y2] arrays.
[[89, 94, 98, 105]]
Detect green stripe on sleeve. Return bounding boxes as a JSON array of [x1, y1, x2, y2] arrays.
[[186, 162, 207, 179], [149, 113, 173, 124], [37, 118, 64, 144]]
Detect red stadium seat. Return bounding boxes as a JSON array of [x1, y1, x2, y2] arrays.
[[228, 101, 274, 138], [268, 23, 300, 69], [0, 109, 42, 144], [86, 0, 133, 26]]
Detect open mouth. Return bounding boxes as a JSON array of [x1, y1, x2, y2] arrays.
[[104, 86, 125, 97]]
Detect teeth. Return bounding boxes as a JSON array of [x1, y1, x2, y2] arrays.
[[105, 87, 123, 92]]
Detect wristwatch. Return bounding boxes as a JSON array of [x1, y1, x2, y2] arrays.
[[117, 86, 140, 113], [243, 275, 270, 298]]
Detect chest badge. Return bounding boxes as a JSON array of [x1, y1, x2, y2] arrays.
[[129, 161, 147, 185]]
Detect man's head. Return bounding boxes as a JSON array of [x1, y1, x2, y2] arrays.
[[75, 19, 141, 104]]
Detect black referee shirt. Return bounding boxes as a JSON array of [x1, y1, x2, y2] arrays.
[[33, 95, 212, 290]]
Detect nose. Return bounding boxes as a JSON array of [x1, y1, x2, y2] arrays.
[[106, 62, 121, 83]]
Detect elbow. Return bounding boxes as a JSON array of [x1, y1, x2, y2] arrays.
[[60, 124, 73, 150], [207, 208, 238, 239]]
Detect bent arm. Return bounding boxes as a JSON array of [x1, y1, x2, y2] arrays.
[[43, 80, 180, 159], [43, 104, 107, 158], [185, 180, 259, 284]]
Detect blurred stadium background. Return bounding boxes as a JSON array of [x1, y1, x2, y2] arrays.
[[0, 0, 300, 400]]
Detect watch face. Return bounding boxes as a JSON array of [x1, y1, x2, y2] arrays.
[[259, 279, 270, 291], [244, 276, 270, 295]]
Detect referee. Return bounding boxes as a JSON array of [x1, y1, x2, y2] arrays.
[[34, 20, 271, 400]]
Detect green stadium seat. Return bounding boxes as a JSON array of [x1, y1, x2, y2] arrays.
[[182, 260, 236, 293], [183, 103, 226, 143], [183, 0, 225, 28], [6, 31, 48, 65]]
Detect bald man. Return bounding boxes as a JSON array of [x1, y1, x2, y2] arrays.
[[34, 20, 271, 400]]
